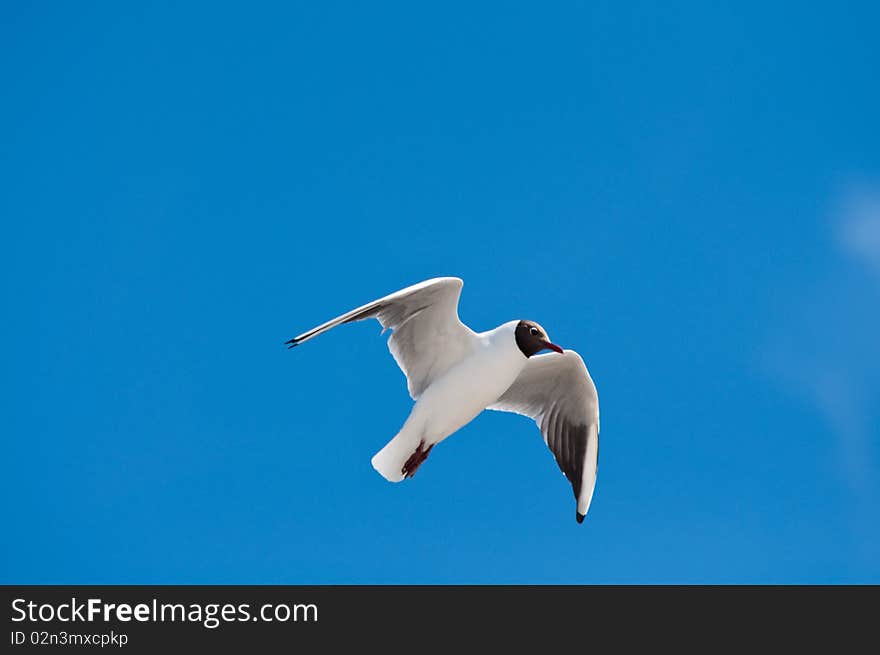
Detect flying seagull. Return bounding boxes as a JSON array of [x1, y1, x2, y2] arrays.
[[285, 277, 600, 523]]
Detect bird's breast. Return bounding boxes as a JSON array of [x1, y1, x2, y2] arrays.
[[411, 339, 527, 441]]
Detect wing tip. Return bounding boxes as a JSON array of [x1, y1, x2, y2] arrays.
[[576, 511, 585, 524], [284, 338, 300, 349]]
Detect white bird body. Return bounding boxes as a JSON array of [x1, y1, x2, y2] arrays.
[[371, 320, 527, 481], [286, 277, 601, 522]]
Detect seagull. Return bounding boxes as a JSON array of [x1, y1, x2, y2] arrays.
[[285, 277, 600, 523]]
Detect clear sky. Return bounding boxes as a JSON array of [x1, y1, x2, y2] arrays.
[[2, 2, 878, 583]]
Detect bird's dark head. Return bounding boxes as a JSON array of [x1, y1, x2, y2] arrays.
[[515, 320, 564, 357]]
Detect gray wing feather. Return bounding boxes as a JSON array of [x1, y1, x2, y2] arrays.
[[489, 350, 600, 521], [286, 277, 477, 398]]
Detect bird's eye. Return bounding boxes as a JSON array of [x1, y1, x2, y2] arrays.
[[529, 327, 539, 336]]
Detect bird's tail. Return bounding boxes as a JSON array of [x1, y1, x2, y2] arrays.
[[371, 428, 422, 482]]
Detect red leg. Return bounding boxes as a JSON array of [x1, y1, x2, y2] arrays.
[[402, 442, 434, 478]]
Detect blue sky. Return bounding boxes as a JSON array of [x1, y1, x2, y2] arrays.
[[2, 2, 878, 583]]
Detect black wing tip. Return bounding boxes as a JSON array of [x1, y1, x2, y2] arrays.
[[576, 512, 586, 524], [285, 338, 300, 349]]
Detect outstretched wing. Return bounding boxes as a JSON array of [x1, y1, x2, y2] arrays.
[[489, 350, 600, 523], [286, 277, 477, 399]]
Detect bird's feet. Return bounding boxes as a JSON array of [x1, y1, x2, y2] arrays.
[[402, 441, 433, 479]]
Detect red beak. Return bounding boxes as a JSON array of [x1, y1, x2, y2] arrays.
[[543, 341, 564, 354]]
